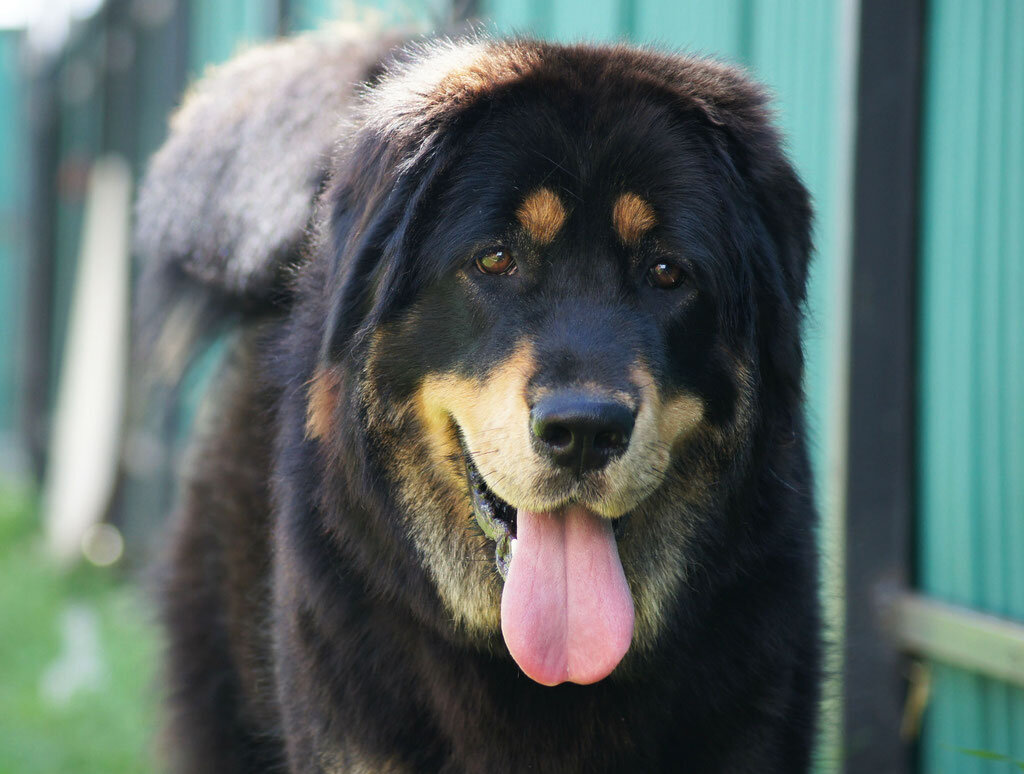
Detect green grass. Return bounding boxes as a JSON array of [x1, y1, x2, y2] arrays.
[[0, 486, 160, 774]]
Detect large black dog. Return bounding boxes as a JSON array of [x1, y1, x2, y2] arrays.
[[137, 26, 821, 774]]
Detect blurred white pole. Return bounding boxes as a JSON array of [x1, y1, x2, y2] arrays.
[[43, 154, 131, 564]]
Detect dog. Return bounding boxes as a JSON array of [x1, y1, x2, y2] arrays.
[[137, 25, 821, 773]]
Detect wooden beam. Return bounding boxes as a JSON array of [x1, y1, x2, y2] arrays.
[[889, 593, 1024, 690]]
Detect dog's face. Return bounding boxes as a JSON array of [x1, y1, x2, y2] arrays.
[[308, 41, 809, 686]]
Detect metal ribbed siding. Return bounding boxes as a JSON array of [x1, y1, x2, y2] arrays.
[[186, 1, 441, 67], [289, 0, 336, 31], [918, 0, 1024, 771], [188, 1, 278, 75], [632, 1, 748, 59], [288, 0, 443, 32]]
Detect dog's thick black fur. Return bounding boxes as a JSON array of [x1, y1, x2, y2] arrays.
[[138, 26, 820, 774]]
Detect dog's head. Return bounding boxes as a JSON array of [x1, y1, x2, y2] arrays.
[[301, 39, 812, 686]]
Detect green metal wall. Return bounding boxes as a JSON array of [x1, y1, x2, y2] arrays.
[[918, 0, 1024, 771], [188, 0, 278, 75], [289, 0, 448, 31], [186, 0, 445, 72]]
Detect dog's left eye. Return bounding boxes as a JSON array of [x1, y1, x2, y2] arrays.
[[475, 249, 516, 276], [647, 261, 686, 289]]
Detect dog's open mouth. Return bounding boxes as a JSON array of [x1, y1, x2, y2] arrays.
[[462, 448, 636, 685], [466, 457, 516, 578], [465, 455, 632, 580]]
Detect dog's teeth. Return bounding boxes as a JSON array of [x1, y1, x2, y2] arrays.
[[510, 537, 518, 557]]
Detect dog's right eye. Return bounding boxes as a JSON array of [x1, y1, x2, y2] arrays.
[[647, 261, 686, 289], [475, 249, 516, 275]]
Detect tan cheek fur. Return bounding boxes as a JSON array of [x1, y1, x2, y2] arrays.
[[516, 188, 566, 245], [379, 340, 539, 636], [353, 333, 498, 637], [313, 344, 502, 637], [618, 357, 762, 650], [600, 365, 705, 499], [602, 364, 708, 649], [417, 341, 553, 509]]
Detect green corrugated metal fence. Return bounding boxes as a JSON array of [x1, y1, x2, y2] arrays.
[[918, 0, 1024, 771], [188, 0, 279, 75]]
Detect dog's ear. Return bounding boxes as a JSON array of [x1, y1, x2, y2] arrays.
[[317, 37, 524, 362], [714, 112, 812, 310], [135, 31, 393, 309], [649, 53, 812, 417], [319, 124, 457, 362], [704, 75, 813, 416], [663, 57, 812, 308]]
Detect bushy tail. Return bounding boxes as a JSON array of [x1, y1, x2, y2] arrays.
[[134, 25, 398, 381]]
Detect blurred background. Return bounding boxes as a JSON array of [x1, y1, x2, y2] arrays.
[[0, 0, 1020, 772]]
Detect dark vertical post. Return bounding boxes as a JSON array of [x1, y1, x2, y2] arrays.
[[276, 0, 292, 35], [111, 0, 191, 554], [843, 0, 924, 771], [102, 0, 137, 159], [453, 0, 480, 22], [23, 54, 60, 480]]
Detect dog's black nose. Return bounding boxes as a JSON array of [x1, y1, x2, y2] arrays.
[[530, 393, 635, 473]]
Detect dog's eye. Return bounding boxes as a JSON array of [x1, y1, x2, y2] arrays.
[[647, 261, 686, 289], [475, 249, 516, 276]]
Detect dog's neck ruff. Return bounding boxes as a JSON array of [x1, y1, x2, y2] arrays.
[[501, 505, 634, 685]]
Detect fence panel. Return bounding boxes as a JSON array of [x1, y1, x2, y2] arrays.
[[918, 0, 1024, 770]]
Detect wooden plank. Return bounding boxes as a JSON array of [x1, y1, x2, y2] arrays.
[[43, 157, 133, 563], [891, 594, 1024, 690]]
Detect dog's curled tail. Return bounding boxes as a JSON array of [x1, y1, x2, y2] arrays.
[[134, 25, 398, 383]]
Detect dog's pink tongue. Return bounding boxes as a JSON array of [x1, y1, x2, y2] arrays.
[[501, 505, 634, 686]]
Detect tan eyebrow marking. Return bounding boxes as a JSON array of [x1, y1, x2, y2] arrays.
[[516, 188, 567, 244], [613, 193, 657, 244]]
